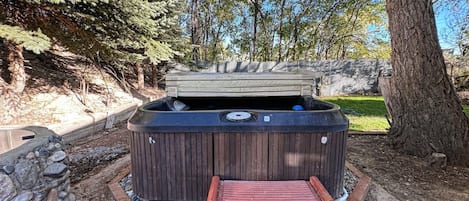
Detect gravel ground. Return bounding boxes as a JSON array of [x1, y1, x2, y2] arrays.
[[344, 168, 359, 193], [120, 174, 141, 201]]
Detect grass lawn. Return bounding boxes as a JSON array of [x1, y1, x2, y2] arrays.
[[322, 96, 469, 132], [321, 96, 389, 132], [464, 106, 469, 116], [320, 96, 388, 131]]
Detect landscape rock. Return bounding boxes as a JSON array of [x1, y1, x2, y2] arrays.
[[26, 152, 35, 160], [49, 151, 66, 162], [67, 194, 76, 201], [428, 153, 447, 169], [48, 136, 62, 143], [44, 163, 68, 178], [15, 160, 39, 189], [58, 179, 70, 192], [2, 165, 15, 175], [0, 173, 17, 201], [46, 171, 70, 189], [13, 191, 34, 201], [58, 191, 68, 199], [37, 147, 49, 158], [32, 192, 45, 201], [47, 143, 56, 151], [47, 189, 58, 201]]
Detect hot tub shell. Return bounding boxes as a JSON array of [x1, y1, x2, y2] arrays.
[[128, 96, 348, 200]]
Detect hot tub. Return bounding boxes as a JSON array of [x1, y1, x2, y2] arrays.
[[128, 96, 348, 200]]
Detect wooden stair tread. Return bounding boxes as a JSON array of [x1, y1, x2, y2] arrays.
[[218, 180, 322, 201]]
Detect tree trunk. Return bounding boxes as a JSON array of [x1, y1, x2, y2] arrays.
[[203, 9, 211, 61], [277, 0, 286, 62], [292, 17, 299, 61], [135, 63, 144, 90], [270, 26, 276, 60], [252, 0, 258, 61], [378, 77, 394, 118], [385, 0, 469, 165], [151, 64, 158, 88], [6, 42, 26, 93], [211, 25, 222, 61], [190, 0, 200, 62], [80, 77, 88, 105], [0, 41, 26, 124]]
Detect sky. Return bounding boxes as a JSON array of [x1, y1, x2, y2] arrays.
[[186, 0, 468, 56], [434, 0, 468, 54]]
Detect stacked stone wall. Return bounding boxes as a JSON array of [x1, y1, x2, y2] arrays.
[[0, 127, 74, 201]]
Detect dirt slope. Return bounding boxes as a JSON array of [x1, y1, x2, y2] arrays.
[[1, 46, 142, 128]]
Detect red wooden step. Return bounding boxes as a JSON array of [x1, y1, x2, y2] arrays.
[[207, 176, 333, 201]]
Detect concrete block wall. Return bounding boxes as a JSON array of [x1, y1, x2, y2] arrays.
[[190, 60, 392, 96]]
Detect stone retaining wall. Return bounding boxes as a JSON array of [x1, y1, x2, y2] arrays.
[[187, 60, 392, 96], [0, 127, 74, 201]]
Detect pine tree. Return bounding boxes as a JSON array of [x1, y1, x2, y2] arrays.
[[385, 0, 469, 165], [0, 5, 53, 123], [0, 0, 186, 124]]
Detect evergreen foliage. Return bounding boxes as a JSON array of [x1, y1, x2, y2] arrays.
[[0, 0, 187, 124], [0, 0, 186, 65], [0, 24, 51, 54]]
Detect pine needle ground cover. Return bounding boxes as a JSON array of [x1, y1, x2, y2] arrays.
[[322, 96, 469, 132]]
